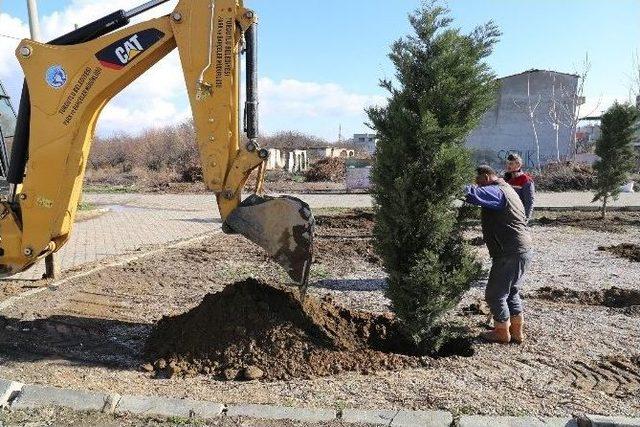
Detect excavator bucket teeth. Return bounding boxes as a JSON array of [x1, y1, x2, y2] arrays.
[[223, 195, 314, 290]]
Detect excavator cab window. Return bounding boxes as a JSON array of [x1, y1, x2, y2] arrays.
[[0, 80, 15, 180]]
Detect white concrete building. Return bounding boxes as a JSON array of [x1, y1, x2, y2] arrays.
[[325, 147, 355, 158], [466, 69, 580, 169], [352, 133, 377, 155], [266, 149, 286, 170], [288, 150, 309, 173]]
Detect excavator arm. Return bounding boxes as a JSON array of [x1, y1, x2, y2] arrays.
[[0, 0, 314, 289]]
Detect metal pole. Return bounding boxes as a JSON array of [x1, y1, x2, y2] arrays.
[[125, 0, 172, 19], [26, 0, 42, 41]]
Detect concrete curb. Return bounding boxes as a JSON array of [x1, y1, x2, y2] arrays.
[[11, 384, 111, 412], [1, 378, 639, 426], [458, 415, 578, 426], [0, 380, 23, 407], [341, 409, 453, 426], [115, 394, 224, 419], [226, 404, 335, 423]]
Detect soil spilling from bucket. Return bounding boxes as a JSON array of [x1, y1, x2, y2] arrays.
[[598, 244, 640, 263], [144, 279, 436, 381]]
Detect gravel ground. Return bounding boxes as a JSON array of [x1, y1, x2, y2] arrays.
[[0, 211, 638, 418]]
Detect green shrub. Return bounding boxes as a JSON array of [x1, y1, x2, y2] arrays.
[[593, 103, 640, 218]]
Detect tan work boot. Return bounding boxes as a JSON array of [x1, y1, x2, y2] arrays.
[[481, 320, 511, 344], [509, 313, 524, 344]]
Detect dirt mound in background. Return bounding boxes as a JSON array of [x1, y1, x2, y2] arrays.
[[305, 157, 346, 182], [534, 286, 640, 308], [598, 244, 640, 263], [144, 279, 427, 381]]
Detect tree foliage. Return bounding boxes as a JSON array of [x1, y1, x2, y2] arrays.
[[593, 102, 639, 218], [367, 1, 500, 350]]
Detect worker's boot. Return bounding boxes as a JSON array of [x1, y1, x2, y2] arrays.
[[480, 320, 511, 344], [509, 313, 524, 344]]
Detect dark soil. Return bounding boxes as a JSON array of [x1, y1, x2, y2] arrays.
[[315, 210, 374, 236], [314, 238, 381, 266], [535, 211, 640, 233], [304, 157, 346, 182], [534, 286, 640, 308], [598, 243, 640, 263], [314, 210, 381, 266], [145, 279, 429, 381]]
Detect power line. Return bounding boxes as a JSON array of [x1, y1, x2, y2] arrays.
[[0, 33, 23, 41]]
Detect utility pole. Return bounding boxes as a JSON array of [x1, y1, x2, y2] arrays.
[[26, 0, 42, 41]]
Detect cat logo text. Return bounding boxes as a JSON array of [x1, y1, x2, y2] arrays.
[[96, 29, 165, 71]]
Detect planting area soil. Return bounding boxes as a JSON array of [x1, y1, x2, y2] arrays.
[[599, 243, 640, 263], [535, 210, 640, 233], [0, 209, 639, 417]]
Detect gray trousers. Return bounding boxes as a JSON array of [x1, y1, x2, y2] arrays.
[[486, 250, 533, 323]]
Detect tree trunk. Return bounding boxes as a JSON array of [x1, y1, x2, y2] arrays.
[[601, 196, 608, 220]]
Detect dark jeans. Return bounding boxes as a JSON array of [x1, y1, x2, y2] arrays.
[[485, 250, 533, 322]]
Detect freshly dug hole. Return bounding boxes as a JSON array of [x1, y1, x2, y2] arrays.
[[144, 279, 449, 381]]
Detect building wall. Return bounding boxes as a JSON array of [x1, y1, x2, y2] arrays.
[[466, 70, 579, 169], [288, 150, 309, 173], [352, 133, 377, 155], [325, 147, 355, 158]]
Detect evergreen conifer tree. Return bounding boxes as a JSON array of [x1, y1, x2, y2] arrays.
[[367, 2, 500, 350], [593, 103, 639, 219]]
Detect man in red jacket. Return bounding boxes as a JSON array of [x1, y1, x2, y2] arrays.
[[504, 153, 535, 221]]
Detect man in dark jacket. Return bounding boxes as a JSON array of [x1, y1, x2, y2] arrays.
[[465, 165, 533, 344]]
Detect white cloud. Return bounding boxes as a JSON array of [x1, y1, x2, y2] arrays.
[[0, 1, 187, 136], [259, 77, 386, 119], [0, 13, 30, 103], [0, 1, 383, 140]]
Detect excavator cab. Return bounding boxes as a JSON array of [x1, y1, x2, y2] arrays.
[[0, 0, 314, 291]]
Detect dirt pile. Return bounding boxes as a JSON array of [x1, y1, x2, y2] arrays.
[[144, 279, 426, 381], [534, 286, 640, 308], [598, 243, 640, 263], [535, 212, 640, 233], [305, 157, 346, 182]]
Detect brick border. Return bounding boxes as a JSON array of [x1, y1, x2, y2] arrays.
[[1, 379, 639, 426]]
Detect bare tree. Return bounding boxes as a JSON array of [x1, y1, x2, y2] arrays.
[[631, 50, 640, 103], [552, 54, 597, 158], [514, 73, 542, 170], [547, 73, 562, 162]]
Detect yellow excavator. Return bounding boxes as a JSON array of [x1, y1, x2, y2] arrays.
[[1, 0, 314, 291]]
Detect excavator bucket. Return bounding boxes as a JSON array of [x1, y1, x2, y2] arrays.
[[223, 195, 314, 292]]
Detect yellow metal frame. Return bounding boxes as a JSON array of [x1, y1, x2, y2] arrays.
[[0, 0, 264, 275]]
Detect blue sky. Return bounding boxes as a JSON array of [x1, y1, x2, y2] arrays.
[[1, 0, 639, 140]]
